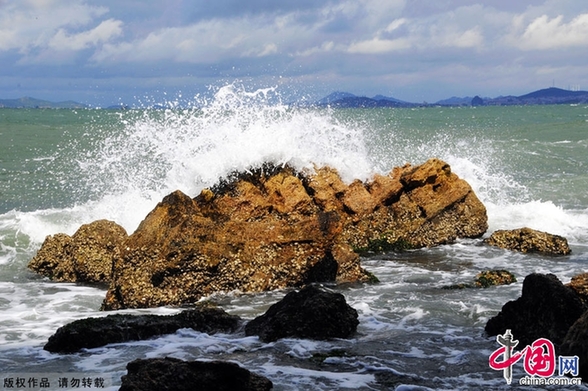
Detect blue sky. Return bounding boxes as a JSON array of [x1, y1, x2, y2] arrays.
[[1, 0, 588, 106]]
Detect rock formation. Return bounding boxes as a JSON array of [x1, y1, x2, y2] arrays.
[[44, 305, 241, 353], [28, 158, 488, 310], [485, 273, 585, 347], [28, 219, 127, 283], [560, 311, 588, 379], [244, 285, 358, 342], [442, 269, 516, 290], [484, 227, 571, 255], [119, 357, 273, 391], [567, 272, 588, 306]]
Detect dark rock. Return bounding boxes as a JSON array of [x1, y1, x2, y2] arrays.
[[560, 311, 588, 379], [484, 227, 571, 255], [119, 357, 273, 391], [245, 285, 358, 342], [485, 273, 585, 347], [44, 305, 241, 353]]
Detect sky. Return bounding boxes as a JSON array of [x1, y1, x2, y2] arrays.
[[1, 0, 588, 106]]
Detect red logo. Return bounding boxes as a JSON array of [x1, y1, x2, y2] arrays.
[[489, 330, 555, 384]]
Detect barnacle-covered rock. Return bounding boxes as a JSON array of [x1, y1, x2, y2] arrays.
[[28, 219, 127, 283], [484, 227, 571, 255], [28, 159, 488, 310]]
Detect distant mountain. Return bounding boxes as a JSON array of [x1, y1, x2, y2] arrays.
[[0, 97, 87, 109], [435, 96, 476, 106], [518, 87, 588, 99], [474, 87, 588, 106], [316, 91, 358, 105], [372, 94, 411, 104], [315, 92, 415, 108]]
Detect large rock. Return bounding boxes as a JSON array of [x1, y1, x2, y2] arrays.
[[44, 305, 241, 353], [28, 159, 488, 310], [567, 272, 588, 306], [485, 273, 585, 347], [244, 285, 358, 342], [28, 219, 127, 283], [484, 227, 571, 255], [119, 357, 273, 391], [560, 311, 588, 378]]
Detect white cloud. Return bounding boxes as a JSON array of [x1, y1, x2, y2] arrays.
[[432, 26, 484, 48], [49, 19, 123, 51], [347, 37, 411, 54], [517, 13, 588, 50], [0, 1, 115, 57], [295, 41, 336, 57]]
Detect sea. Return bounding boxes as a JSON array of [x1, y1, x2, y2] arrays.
[[1, 85, 587, 390]]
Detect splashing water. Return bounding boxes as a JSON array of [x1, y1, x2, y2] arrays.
[[79, 85, 373, 203]]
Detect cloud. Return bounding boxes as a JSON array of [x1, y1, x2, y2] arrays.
[[517, 13, 588, 50], [1, 0, 588, 106], [431, 26, 484, 48], [347, 37, 411, 54], [49, 19, 123, 51], [0, 0, 117, 62]]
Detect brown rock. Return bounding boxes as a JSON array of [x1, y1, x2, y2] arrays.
[[342, 180, 377, 216], [567, 273, 588, 306], [27, 159, 488, 310], [342, 158, 487, 250], [484, 227, 571, 255], [28, 220, 127, 283]]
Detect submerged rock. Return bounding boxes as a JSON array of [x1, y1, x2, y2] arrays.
[[119, 357, 273, 391], [28, 159, 488, 310], [28, 219, 127, 283], [483, 227, 571, 255], [485, 273, 585, 347], [244, 285, 358, 342], [442, 269, 516, 289], [44, 305, 241, 353]]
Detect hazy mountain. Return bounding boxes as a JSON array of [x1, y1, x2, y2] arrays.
[[0, 97, 87, 109]]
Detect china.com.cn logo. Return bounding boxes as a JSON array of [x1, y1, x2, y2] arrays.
[[489, 329, 582, 386]]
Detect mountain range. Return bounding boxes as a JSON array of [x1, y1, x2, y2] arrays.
[[315, 87, 588, 108], [2, 87, 588, 109], [0, 96, 88, 109]]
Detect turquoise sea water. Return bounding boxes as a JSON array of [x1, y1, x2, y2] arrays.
[[0, 86, 587, 390]]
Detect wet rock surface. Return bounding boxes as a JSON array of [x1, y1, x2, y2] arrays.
[[485, 273, 586, 347], [484, 227, 571, 255], [119, 357, 273, 391], [560, 310, 588, 379], [28, 159, 488, 310], [44, 305, 241, 353], [244, 285, 359, 342], [442, 269, 516, 289], [567, 272, 588, 307]]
